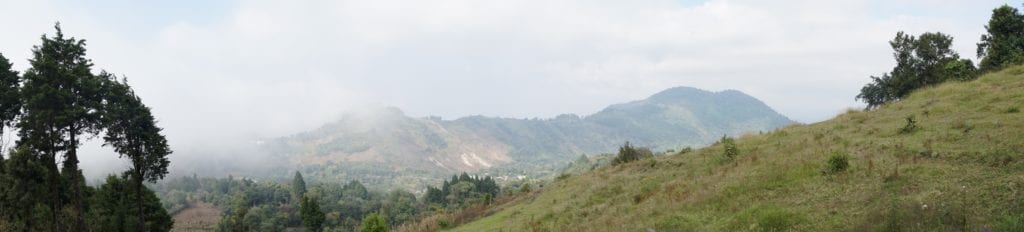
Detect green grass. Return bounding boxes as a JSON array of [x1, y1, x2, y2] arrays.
[[451, 65, 1024, 231]]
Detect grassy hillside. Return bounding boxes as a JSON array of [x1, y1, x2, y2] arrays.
[[452, 66, 1024, 231]]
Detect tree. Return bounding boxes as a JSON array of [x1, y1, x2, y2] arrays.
[[424, 186, 445, 206], [382, 189, 418, 226], [292, 171, 307, 203], [17, 23, 107, 231], [978, 5, 1024, 72], [0, 53, 20, 157], [300, 196, 325, 232], [101, 77, 171, 232], [343, 180, 369, 199], [857, 31, 977, 109], [219, 193, 250, 232], [0, 146, 50, 231], [87, 175, 172, 232], [359, 212, 388, 232]]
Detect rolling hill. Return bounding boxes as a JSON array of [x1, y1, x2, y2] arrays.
[[450, 66, 1024, 231], [261, 86, 793, 189]]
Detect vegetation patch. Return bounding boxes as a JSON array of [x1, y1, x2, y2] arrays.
[[822, 151, 850, 175]]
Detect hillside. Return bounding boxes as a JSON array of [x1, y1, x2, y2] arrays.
[[263, 87, 792, 189], [451, 66, 1024, 231]]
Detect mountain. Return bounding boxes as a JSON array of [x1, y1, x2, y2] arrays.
[[449, 66, 1024, 231], [262, 87, 792, 189]]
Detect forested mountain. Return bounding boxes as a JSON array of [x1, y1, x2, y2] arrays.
[[263, 87, 792, 189]]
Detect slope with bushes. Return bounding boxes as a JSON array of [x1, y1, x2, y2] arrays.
[[452, 66, 1024, 231]]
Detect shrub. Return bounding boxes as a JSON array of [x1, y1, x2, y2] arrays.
[[1006, 106, 1020, 113], [898, 116, 918, 134], [612, 142, 653, 165], [822, 151, 850, 175], [360, 213, 388, 232], [720, 136, 739, 161]]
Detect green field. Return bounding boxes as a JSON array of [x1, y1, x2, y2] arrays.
[[452, 66, 1024, 231]]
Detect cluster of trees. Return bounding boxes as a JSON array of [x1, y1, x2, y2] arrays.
[[0, 24, 172, 231], [155, 171, 506, 231], [423, 173, 500, 209], [858, 4, 1024, 108]]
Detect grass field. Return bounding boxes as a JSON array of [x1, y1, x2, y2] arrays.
[[451, 65, 1024, 231]]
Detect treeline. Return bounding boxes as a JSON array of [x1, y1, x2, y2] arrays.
[[423, 173, 500, 208], [154, 171, 508, 231], [858, 4, 1024, 108], [0, 24, 173, 231]]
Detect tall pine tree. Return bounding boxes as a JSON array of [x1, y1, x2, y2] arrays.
[[101, 77, 171, 232], [17, 23, 105, 231], [292, 171, 307, 204]]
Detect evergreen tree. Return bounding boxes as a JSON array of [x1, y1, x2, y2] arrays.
[[300, 196, 325, 232], [101, 77, 171, 232], [1, 146, 50, 231], [17, 23, 106, 231], [978, 5, 1024, 72], [0, 53, 20, 157], [424, 186, 445, 205], [292, 171, 307, 203], [87, 175, 172, 232]]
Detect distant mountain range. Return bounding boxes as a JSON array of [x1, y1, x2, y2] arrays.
[[258, 86, 793, 189]]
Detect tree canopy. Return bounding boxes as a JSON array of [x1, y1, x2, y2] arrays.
[[857, 31, 978, 109], [978, 5, 1024, 72]]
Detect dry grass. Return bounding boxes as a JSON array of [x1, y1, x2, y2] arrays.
[[170, 202, 222, 232]]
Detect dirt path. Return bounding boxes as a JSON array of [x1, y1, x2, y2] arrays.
[[171, 202, 222, 232]]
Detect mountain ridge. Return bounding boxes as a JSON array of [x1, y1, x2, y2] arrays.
[[264, 86, 793, 189]]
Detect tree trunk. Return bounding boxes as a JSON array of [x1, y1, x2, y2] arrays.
[[48, 152, 61, 232], [136, 171, 147, 232], [66, 128, 86, 232]]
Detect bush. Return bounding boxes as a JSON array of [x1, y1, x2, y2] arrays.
[[611, 142, 653, 165], [822, 151, 850, 175], [898, 116, 918, 134], [720, 136, 739, 161], [1006, 106, 1020, 113]]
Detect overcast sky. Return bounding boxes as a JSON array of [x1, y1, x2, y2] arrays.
[[0, 0, 1013, 177]]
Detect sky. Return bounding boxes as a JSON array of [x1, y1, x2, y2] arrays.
[[0, 0, 1014, 177]]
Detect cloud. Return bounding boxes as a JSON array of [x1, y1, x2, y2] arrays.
[[0, 0, 1008, 178]]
